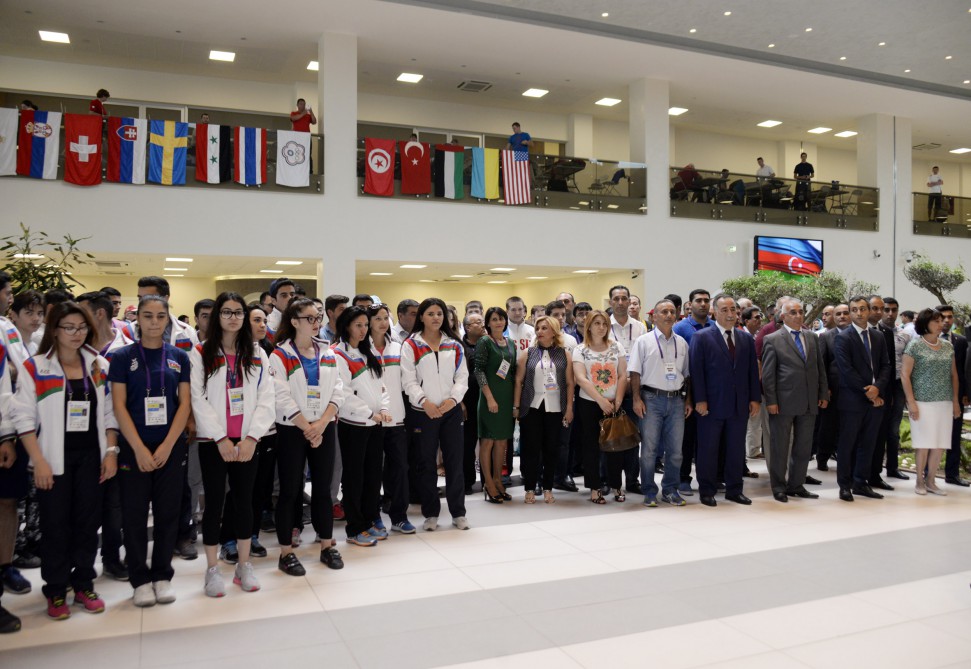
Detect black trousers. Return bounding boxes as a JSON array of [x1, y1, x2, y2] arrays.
[[176, 452, 193, 543], [275, 423, 335, 546], [945, 414, 964, 479], [871, 387, 895, 482], [119, 438, 186, 588], [415, 405, 465, 519], [886, 381, 906, 475], [836, 405, 882, 490], [381, 426, 410, 523], [462, 396, 479, 490], [198, 440, 259, 546], [577, 397, 622, 490], [219, 436, 277, 543], [37, 446, 103, 598], [520, 403, 562, 491], [405, 402, 424, 504], [100, 475, 122, 564], [816, 396, 840, 466], [338, 422, 385, 537], [680, 410, 698, 484]]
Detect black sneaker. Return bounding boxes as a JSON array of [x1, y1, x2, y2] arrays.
[[102, 559, 129, 581], [174, 538, 198, 560], [278, 552, 306, 577], [1, 566, 31, 594], [249, 537, 268, 558], [260, 510, 276, 532], [320, 547, 344, 570], [0, 605, 21, 633], [12, 552, 40, 570], [219, 542, 239, 565]]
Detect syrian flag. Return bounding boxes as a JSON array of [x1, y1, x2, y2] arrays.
[[501, 148, 531, 205], [0, 109, 17, 176], [234, 126, 266, 186], [276, 130, 310, 188], [195, 123, 232, 183], [16, 110, 62, 180], [64, 114, 103, 186], [106, 117, 147, 184], [363, 137, 395, 196], [398, 140, 431, 194], [434, 144, 464, 199]]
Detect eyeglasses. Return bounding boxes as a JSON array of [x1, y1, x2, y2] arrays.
[[57, 324, 89, 334], [219, 310, 246, 319], [296, 315, 324, 324]]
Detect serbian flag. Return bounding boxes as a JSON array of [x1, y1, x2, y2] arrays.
[[64, 114, 103, 186], [107, 117, 147, 184], [234, 126, 266, 186], [398, 140, 431, 195], [363, 138, 395, 196], [148, 120, 188, 185], [501, 148, 531, 205], [471, 147, 500, 199], [0, 109, 17, 176], [434, 144, 464, 199], [16, 110, 62, 180], [195, 124, 232, 183]]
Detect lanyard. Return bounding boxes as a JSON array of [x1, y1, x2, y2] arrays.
[[654, 331, 678, 360], [296, 341, 320, 379], [64, 367, 91, 401], [492, 337, 509, 361], [137, 343, 167, 396], [611, 322, 632, 343], [539, 348, 553, 371], [222, 349, 239, 388]]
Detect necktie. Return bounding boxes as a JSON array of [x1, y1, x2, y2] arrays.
[[862, 329, 871, 358], [792, 330, 806, 361], [725, 330, 735, 359]]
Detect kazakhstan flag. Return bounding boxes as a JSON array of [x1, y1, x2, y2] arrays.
[[148, 120, 188, 185]]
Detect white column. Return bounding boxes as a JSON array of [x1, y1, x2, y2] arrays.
[[566, 113, 593, 158], [629, 78, 669, 209], [318, 254, 356, 299], [960, 163, 971, 198], [319, 32, 357, 201]]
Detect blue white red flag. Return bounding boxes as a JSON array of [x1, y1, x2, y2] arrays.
[[16, 110, 62, 180], [107, 117, 147, 184], [234, 126, 266, 186]]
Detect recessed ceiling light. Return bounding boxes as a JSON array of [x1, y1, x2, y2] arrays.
[[805, 27, 812, 32], [689, 28, 697, 33], [13, 253, 45, 259], [400, 264, 427, 269], [397, 72, 423, 83], [307, 61, 319, 71], [878, 42, 886, 46], [526, 276, 548, 280], [165, 257, 193, 262], [162, 274, 183, 277], [723, 11, 732, 16], [163, 267, 188, 272], [950, 148, 971, 154], [39, 30, 70, 43], [209, 50, 235, 62], [275, 260, 303, 265], [767, 43, 775, 48], [450, 274, 473, 278], [964, 80, 970, 84], [522, 88, 549, 98], [419, 279, 434, 283], [573, 269, 599, 274], [487, 280, 508, 284], [904, 69, 911, 73], [839, 56, 846, 61], [490, 267, 516, 271], [260, 269, 283, 274], [834, 130, 858, 138], [945, 55, 953, 60], [596, 97, 622, 106], [668, 107, 689, 116], [369, 272, 393, 276], [807, 127, 832, 134], [601, 12, 609, 17], [578, 200, 590, 205], [757, 120, 782, 127]]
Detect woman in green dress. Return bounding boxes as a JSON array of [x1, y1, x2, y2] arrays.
[[475, 307, 517, 503]]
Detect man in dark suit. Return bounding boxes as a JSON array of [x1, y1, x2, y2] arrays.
[[689, 294, 761, 507], [868, 295, 897, 491], [834, 296, 892, 501], [815, 304, 850, 470], [761, 299, 829, 502], [938, 305, 971, 487]]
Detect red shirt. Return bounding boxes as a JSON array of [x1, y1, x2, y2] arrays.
[[90, 99, 107, 116], [290, 110, 314, 132]]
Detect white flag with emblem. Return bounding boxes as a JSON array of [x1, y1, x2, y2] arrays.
[[275, 130, 311, 188], [0, 108, 17, 176]]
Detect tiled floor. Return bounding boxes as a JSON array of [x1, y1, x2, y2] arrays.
[[2, 460, 970, 668]]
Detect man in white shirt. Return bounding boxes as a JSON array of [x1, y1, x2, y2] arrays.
[[391, 299, 419, 343], [609, 285, 647, 493], [755, 156, 775, 180], [504, 296, 535, 353], [265, 278, 297, 339], [927, 166, 943, 221]]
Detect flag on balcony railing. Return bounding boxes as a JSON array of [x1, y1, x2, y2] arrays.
[[364, 137, 395, 196], [471, 147, 500, 200], [276, 130, 310, 188], [195, 124, 232, 184], [398, 140, 431, 195], [434, 144, 464, 199], [64, 114, 103, 186], [148, 120, 188, 185], [234, 126, 266, 186], [501, 148, 531, 205], [16, 110, 62, 180], [107, 117, 147, 184], [0, 109, 17, 176]]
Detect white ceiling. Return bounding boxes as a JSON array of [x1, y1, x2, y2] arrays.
[[73, 252, 318, 281], [356, 260, 610, 285]]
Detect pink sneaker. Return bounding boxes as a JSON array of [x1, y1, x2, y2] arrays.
[[73, 589, 106, 613], [47, 595, 71, 620]]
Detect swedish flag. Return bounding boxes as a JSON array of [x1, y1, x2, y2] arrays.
[[148, 120, 188, 185]]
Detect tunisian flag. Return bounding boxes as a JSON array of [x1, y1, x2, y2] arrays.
[[64, 113, 103, 186], [363, 137, 395, 196], [398, 140, 431, 194]]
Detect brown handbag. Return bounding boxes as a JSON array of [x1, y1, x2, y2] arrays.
[[599, 410, 640, 452]]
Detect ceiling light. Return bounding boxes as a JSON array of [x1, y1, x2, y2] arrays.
[[945, 55, 953, 60], [522, 88, 549, 98], [369, 272, 393, 276], [668, 107, 689, 116], [689, 28, 697, 33], [839, 56, 846, 61], [596, 97, 622, 106], [526, 276, 548, 280], [13, 253, 45, 259], [260, 269, 283, 274], [767, 43, 775, 48], [757, 120, 782, 127], [723, 11, 732, 16], [578, 200, 590, 205], [573, 269, 599, 274], [964, 80, 970, 84], [805, 27, 812, 32], [807, 127, 832, 134], [275, 260, 303, 265], [419, 279, 434, 283], [397, 72, 423, 83], [307, 61, 319, 71], [904, 69, 911, 73], [491, 267, 516, 271], [162, 274, 183, 277], [450, 274, 473, 278], [834, 130, 858, 138], [601, 12, 609, 17], [400, 264, 427, 269], [878, 42, 886, 46], [163, 267, 188, 272], [487, 280, 508, 284], [165, 257, 193, 262], [39, 30, 70, 43], [209, 50, 235, 62], [950, 148, 971, 154]]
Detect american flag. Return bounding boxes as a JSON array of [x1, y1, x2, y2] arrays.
[[501, 148, 532, 205]]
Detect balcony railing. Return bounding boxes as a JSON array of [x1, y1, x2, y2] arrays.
[[913, 193, 971, 238]]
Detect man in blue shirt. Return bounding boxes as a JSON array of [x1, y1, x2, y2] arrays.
[[506, 122, 532, 152]]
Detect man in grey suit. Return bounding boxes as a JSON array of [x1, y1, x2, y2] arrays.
[[761, 299, 830, 502]]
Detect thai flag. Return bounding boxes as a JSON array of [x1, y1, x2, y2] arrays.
[[501, 148, 531, 205], [234, 126, 266, 186], [106, 117, 147, 184], [16, 110, 62, 180]]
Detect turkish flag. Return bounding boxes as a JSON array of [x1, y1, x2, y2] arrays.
[[398, 140, 431, 194], [64, 113, 103, 186], [364, 137, 395, 196]]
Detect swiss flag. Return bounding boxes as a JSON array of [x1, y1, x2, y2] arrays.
[[363, 137, 395, 196], [64, 114, 103, 186], [398, 140, 431, 194]]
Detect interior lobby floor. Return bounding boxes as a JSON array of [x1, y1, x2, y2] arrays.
[[1, 458, 970, 668]]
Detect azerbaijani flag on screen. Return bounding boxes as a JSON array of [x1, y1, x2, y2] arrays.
[[756, 236, 823, 277]]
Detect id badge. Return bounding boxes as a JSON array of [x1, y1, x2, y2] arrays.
[[664, 361, 677, 382], [544, 372, 558, 391], [307, 385, 322, 412], [144, 396, 168, 426], [227, 387, 245, 416], [496, 360, 511, 380], [67, 400, 91, 432]]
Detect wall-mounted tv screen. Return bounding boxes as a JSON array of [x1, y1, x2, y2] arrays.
[[754, 236, 823, 280]]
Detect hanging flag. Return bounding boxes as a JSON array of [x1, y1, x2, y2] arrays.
[[434, 144, 464, 199], [63, 114, 103, 186], [501, 148, 532, 205], [471, 147, 500, 200], [106, 117, 147, 184], [148, 120, 188, 185], [234, 126, 266, 186], [276, 130, 311, 188], [16, 110, 62, 180], [364, 137, 395, 196], [0, 109, 17, 176], [398, 140, 431, 195], [195, 123, 232, 184]]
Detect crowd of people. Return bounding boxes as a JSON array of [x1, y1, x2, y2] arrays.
[[0, 271, 966, 633]]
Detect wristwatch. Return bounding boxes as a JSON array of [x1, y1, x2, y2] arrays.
[[105, 446, 121, 455]]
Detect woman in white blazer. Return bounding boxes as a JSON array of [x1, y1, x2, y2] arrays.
[[190, 292, 275, 597]]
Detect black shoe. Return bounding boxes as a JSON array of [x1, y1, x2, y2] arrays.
[[320, 547, 344, 570], [772, 491, 789, 503], [788, 488, 820, 499], [743, 470, 759, 479], [278, 552, 306, 576], [700, 495, 717, 507], [726, 493, 752, 505], [174, 538, 198, 560], [102, 559, 129, 581], [852, 484, 884, 499], [839, 488, 854, 502], [261, 510, 276, 532], [249, 539, 268, 558], [1, 566, 31, 594], [869, 478, 894, 491], [626, 481, 641, 494], [655, 463, 664, 473], [945, 477, 971, 487], [887, 471, 910, 480], [804, 475, 822, 485], [484, 490, 503, 504], [0, 605, 21, 634], [534, 483, 543, 495], [464, 487, 474, 495], [716, 482, 727, 492], [553, 481, 577, 493], [219, 543, 239, 565], [11, 552, 40, 570], [816, 461, 829, 472]]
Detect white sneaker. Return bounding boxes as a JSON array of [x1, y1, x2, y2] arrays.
[[204, 566, 226, 598], [133, 583, 156, 607], [452, 516, 470, 530], [153, 580, 176, 604], [423, 517, 438, 532], [233, 562, 261, 592]]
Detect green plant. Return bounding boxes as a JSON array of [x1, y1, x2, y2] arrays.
[[721, 270, 879, 322], [0, 223, 92, 293], [902, 253, 966, 305]]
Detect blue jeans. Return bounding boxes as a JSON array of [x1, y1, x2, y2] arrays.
[[638, 391, 685, 495]]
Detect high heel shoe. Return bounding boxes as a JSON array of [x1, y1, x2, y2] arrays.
[[483, 490, 503, 504], [543, 490, 556, 504], [499, 491, 512, 501]]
